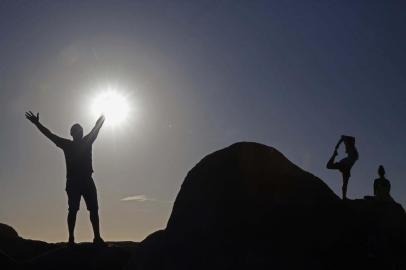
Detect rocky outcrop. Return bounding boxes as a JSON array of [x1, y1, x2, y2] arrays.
[[0, 224, 19, 240], [0, 223, 55, 264], [135, 142, 406, 270]]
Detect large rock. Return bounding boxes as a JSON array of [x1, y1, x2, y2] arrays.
[[0, 224, 19, 240], [0, 224, 55, 264], [135, 142, 406, 270]]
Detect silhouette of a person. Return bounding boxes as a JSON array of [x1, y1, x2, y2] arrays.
[[326, 135, 359, 200], [25, 111, 105, 245], [374, 165, 393, 201]]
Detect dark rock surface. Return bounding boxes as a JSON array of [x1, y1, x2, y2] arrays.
[[27, 243, 131, 270], [0, 224, 19, 239], [134, 142, 406, 270], [0, 223, 137, 270], [0, 224, 55, 263], [0, 250, 16, 269]]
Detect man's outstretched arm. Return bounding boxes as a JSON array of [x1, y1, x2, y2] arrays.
[[25, 111, 68, 147], [85, 115, 105, 143]]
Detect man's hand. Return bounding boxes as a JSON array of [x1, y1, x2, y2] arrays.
[[85, 115, 105, 143], [25, 111, 40, 125], [96, 115, 105, 126]]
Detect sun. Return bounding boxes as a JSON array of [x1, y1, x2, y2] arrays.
[[91, 88, 130, 127]]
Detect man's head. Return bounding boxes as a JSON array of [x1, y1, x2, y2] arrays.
[[70, 124, 83, 140]]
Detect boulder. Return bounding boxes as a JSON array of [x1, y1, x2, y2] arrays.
[[0, 223, 19, 240], [0, 224, 55, 263], [135, 142, 406, 270]]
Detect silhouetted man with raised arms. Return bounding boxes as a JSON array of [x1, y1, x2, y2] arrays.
[[25, 111, 105, 245]]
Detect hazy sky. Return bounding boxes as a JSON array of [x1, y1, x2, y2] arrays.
[[1, 1, 405, 242]]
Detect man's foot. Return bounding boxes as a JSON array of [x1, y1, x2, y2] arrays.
[[93, 236, 106, 246], [68, 236, 75, 247]]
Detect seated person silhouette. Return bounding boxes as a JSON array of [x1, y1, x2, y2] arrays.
[[374, 165, 393, 201], [25, 111, 105, 245], [326, 135, 359, 200]]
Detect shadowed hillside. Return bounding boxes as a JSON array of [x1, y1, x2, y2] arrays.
[[2, 142, 405, 270]]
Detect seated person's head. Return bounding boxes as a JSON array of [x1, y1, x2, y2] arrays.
[[378, 165, 385, 178]]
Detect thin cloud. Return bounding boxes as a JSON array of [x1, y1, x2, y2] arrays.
[[121, 194, 173, 204]]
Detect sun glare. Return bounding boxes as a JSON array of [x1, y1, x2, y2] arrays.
[[91, 88, 130, 127]]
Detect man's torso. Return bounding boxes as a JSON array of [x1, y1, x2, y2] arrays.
[[60, 139, 94, 189]]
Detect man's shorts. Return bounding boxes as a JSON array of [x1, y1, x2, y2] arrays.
[[66, 177, 98, 212]]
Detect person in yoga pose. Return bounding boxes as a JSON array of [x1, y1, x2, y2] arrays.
[[327, 135, 359, 200]]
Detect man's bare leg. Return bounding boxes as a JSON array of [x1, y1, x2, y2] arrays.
[[67, 210, 77, 245], [90, 210, 104, 244], [342, 178, 349, 200]]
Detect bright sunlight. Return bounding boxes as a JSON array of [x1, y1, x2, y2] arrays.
[[91, 87, 130, 127]]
